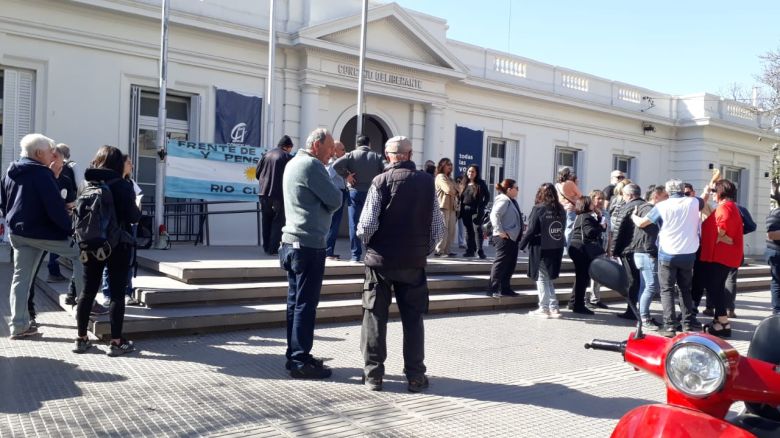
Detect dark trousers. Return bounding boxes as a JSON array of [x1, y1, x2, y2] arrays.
[[348, 190, 367, 261], [260, 196, 285, 255], [767, 248, 780, 315], [489, 237, 518, 293], [361, 266, 428, 381], [658, 256, 696, 327], [76, 245, 132, 339], [725, 267, 738, 311], [620, 253, 640, 310], [567, 245, 591, 308], [704, 262, 732, 318], [48, 253, 61, 276], [325, 190, 348, 257], [279, 243, 326, 367], [691, 257, 706, 308], [461, 210, 484, 256]]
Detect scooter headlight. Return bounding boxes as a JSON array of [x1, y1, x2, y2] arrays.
[[665, 336, 728, 398]]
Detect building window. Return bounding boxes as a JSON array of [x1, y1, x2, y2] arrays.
[[613, 155, 633, 179], [555, 147, 578, 177], [721, 165, 742, 203]]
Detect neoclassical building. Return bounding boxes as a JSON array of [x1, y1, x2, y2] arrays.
[[1, 0, 775, 251]]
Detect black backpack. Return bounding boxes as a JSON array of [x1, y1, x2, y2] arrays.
[[73, 178, 122, 262]]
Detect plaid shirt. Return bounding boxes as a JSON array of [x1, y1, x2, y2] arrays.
[[357, 183, 445, 255]]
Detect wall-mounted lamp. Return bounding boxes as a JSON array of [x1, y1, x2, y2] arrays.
[[642, 122, 656, 134], [708, 163, 714, 170], [765, 172, 770, 178]]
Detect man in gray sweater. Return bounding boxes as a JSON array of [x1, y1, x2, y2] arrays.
[[333, 135, 385, 262], [280, 127, 342, 379]]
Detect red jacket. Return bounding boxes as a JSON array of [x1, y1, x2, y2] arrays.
[[700, 201, 743, 268]]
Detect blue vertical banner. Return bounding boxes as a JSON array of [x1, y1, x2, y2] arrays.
[[214, 89, 263, 147], [454, 126, 484, 178]]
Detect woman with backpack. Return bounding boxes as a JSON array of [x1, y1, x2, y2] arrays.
[[459, 164, 490, 259], [488, 179, 523, 297], [519, 183, 566, 318], [567, 196, 606, 315], [73, 145, 141, 356]]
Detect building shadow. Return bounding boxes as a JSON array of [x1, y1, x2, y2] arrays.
[[0, 357, 126, 414]]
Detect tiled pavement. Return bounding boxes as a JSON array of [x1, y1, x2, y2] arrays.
[[0, 261, 772, 437]]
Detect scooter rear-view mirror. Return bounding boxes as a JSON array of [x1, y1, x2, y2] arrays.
[[589, 258, 629, 297]]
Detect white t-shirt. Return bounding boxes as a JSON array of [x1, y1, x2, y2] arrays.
[[648, 196, 701, 255]]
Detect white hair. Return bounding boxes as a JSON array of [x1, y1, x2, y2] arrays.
[[305, 128, 329, 150], [19, 133, 55, 158]]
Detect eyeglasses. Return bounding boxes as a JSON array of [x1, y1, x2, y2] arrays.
[[710, 189, 717, 194], [616, 176, 625, 180], [683, 191, 692, 196]]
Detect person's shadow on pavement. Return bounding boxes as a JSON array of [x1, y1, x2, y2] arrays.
[[0, 356, 126, 414]]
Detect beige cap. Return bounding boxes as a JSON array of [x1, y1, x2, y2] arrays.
[[385, 136, 412, 153], [610, 170, 625, 178]]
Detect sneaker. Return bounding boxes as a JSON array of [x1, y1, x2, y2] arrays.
[[530, 308, 550, 318], [658, 326, 677, 338], [432, 253, 441, 258], [572, 306, 595, 315], [682, 320, 703, 332], [285, 357, 324, 371], [107, 339, 136, 357], [642, 317, 661, 331], [290, 361, 332, 379], [362, 375, 383, 391], [499, 291, 519, 297], [491, 292, 502, 298], [549, 308, 562, 319], [407, 375, 429, 393], [64, 295, 77, 306], [29, 319, 39, 329], [325, 255, 340, 261], [125, 296, 140, 306], [46, 273, 68, 283], [72, 337, 93, 354], [91, 302, 109, 315], [9, 325, 38, 340], [478, 251, 487, 260]]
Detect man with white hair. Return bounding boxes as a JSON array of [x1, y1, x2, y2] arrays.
[[279, 128, 342, 379], [357, 136, 445, 393], [0, 133, 85, 339], [633, 179, 704, 337]]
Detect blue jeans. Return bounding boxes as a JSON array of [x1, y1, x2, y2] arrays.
[[634, 252, 659, 319], [325, 190, 348, 257], [536, 264, 558, 310], [766, 248, 780, 314], [348, 190, 367, 261], [564, 210, 576, 247], [279, 243, 326, 367]]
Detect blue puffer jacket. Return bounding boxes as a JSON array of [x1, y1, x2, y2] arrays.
[[0, 158, 71, 240]]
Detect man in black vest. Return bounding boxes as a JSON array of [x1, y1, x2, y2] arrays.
[[611, 183, 645, 320], [256, 135, 293, 255], [357, 136, 444, 393]]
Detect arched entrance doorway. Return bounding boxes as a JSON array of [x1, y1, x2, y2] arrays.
[[339, 114, 391, 154]]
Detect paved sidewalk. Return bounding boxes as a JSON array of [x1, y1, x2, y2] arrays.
[[0, 261, 772, 437]]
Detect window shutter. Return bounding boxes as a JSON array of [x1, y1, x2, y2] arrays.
[[129, 85, 141, 179], [189, 94, 201, 143], [1, 69, 35, 174]]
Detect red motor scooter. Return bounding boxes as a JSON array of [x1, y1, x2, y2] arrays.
[[585, 258, 780, 438]]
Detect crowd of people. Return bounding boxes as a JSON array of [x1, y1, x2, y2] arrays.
[[2, 128, 778, 395]]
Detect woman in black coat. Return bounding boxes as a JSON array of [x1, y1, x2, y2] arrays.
[[73, 145, 142, 356], [459, 164, 490, 259], [567, 196, 605, 315], [519, 183, 566, 318]]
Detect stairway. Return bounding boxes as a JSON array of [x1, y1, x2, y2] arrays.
[[36, 245, 773, 339]]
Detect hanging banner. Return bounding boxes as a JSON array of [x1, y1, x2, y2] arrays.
[[454, 126, 484, 178], [214, 89, 263, 147], [165, 139, 268, 201]]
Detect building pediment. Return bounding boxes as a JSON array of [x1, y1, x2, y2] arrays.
[[296, 2, 467, 78]]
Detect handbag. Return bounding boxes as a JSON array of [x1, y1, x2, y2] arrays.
[[576, 215, 605, 259]]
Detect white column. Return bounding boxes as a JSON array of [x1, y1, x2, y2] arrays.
[[409, 103, 426, 166], [299, 83, 321, 145], [424, 104, 444, 163]]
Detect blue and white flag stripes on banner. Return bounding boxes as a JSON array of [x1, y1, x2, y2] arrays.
[[164, 139, 269, 201], [215, 89, 263, 148]]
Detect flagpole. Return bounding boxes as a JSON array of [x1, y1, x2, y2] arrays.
[[154, 0, 169, 245], [356, 0, 368, 138], [265, 0, 276, 149]]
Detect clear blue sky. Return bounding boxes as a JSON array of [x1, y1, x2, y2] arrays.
[[392, 0, 780, 98]]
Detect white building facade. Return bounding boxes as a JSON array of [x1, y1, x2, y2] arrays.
[[0, 0, 776, 252]]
